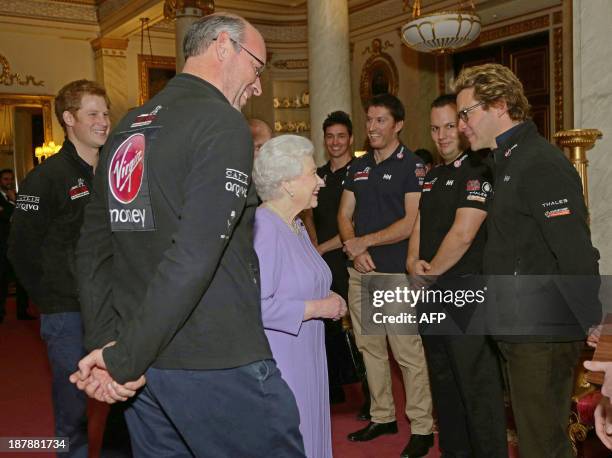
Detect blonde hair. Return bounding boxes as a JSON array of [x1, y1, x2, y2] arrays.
[[452, 63, 530, 122]]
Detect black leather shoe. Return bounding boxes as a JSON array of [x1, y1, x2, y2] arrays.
[[17, 313, 36, 321], [348, 421, 398, 442], [400, 433, 434, 457]]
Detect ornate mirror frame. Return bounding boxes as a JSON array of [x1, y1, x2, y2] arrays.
[[0, 94, 54, 142]]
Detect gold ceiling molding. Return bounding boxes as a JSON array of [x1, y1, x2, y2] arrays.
[[0, 0, 97, 24], [272, 59, 308, 70], [478, 15, 549, 44], [0, 54, 44, 87]]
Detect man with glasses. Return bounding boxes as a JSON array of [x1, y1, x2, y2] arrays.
[[454, 63, 600, 458], [70, 13, 304, 457]]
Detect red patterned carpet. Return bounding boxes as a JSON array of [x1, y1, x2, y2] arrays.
[[0, 297, 449, 457]]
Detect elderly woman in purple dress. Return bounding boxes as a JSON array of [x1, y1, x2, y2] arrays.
[[253, 135, 347, 458]]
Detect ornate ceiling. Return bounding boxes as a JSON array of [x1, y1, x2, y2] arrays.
[[0, 0, 561, 42]]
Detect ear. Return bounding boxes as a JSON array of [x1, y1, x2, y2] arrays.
[[394, 120, 404, 133], [349, 135, 354, 147], [62, 110, 76, 128], [490, 99, 508, 117], [214, 31, 231, 62]]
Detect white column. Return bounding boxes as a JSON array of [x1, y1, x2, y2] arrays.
[[91, 38, 129, 125], [573, 0, 612, 274], [174, 7, 204, 72], [307, 0, 352, 165]]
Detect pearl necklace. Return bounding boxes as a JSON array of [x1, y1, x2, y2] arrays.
[[264, 203, 301, 235]]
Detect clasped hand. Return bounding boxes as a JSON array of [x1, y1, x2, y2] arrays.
[[69, 342, 146, 404]]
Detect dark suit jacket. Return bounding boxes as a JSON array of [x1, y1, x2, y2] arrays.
[[0, 192, 14, 248]]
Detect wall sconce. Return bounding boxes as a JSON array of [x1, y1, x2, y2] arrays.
[[34, 141, 61, 161]]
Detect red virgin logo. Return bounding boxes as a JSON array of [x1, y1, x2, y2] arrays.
[[109, 133, 145, 204]]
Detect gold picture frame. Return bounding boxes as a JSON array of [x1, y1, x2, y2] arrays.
[[359, 40, 399, 109], [138, 55, 176, 105], [0, 94, 54, 142]]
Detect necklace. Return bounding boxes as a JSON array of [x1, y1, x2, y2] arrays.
[[263, 202, 301, 235]]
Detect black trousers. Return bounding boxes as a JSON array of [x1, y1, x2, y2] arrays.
[[0, 251, 29, 319], [422, 334, 508, 457]]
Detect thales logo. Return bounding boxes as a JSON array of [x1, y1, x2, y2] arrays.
[[109, 133, 145, 204]]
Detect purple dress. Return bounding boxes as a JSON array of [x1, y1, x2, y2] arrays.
[[254, 207, 333, 458]]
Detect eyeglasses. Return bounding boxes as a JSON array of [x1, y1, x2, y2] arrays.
[[457, 101, 485, 123], [214, 36, 265, 78]]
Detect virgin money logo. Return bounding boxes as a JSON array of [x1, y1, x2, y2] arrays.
[[109, 133, 145, 204]]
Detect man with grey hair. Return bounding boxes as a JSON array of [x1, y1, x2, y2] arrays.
[[248, 117, 273, 157], [70, 13, 305, 457]]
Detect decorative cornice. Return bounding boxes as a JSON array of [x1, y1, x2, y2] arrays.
[[272, 59, 308, 70], [478, 15, 549, 44], [0, 0, 97, 25], [0, 53, 44, 87]]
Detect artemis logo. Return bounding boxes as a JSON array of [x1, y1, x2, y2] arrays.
[[109, 208, 146, 228], [109, 133, 145, 204]]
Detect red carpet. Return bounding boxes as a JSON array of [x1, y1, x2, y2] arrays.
[[0, 297, 514, 457]]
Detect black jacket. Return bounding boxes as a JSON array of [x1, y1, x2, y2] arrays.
[[8, 140, 93, 313], [484, 121, 600, 341], [0, 191, 14, 248], [77, 74, 271, 384]]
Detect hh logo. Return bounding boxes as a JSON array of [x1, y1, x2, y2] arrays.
[[504, 175, 511, 182], [383, 174, 392, 180], [109, 133, 145, 204], [446, 180, 454, 186]]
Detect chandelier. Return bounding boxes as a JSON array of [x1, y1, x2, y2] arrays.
[[401, 0, 481, 54], [35, 141, 61, 161]]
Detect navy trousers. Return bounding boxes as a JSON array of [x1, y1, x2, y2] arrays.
[[125, 359, 305, 458], [40, 312, 88, 458]]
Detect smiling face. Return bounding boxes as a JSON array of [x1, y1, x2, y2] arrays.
[[457, 87, 500, 151], [289, 155, 324, 211], [430, 104, 462, 164], [324, 123, 353, 160], [225, 26, 266, 110], [63, 94, 110, 152], [366, 105, 403, 154]]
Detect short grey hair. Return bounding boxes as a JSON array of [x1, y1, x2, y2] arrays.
[[253, 135, 314, 202], [183, 13, 245, 59]]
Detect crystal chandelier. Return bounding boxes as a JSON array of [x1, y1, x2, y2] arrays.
[[401, 0, 481, 54]]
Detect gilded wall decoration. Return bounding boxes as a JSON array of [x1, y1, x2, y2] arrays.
[[138, 55, 176, 105], [359, 39, 399, 109], [0, 54, 44, 87], [553, 26, 564, 132]]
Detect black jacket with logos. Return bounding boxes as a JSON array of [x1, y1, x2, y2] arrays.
[[483, 121, 600, 341], [77, 74, 272, 384], [8, 140, 93, 313]]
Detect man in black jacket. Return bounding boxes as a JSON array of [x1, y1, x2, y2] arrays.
[[0, 168, 31, 322], [70, 13, 304, 457], [9, 80, 110, 457], [454, 63, 600, 458]]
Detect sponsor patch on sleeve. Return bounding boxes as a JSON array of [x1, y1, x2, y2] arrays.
[[225, 168, 249, 198], [16, 194, 40, 212], [541, 198, 571, 219], [466, 179, 480, 191]]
